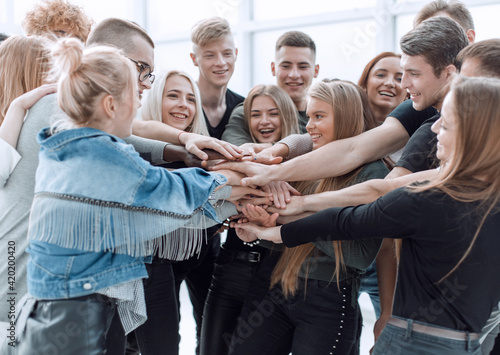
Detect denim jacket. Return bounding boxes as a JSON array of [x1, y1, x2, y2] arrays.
[[27, 127, 228, 299]]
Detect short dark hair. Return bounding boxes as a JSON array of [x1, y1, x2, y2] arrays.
[[456, 39, 500, 79], [275, 31, 316, 57], [414, 0, 474, 31], [87, 18, 154, 53], [400, 16, 468, 77]]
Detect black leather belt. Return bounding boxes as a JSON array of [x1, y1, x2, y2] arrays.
[[219, 247, 261, 263]]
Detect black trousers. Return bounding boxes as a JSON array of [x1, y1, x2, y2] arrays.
[[200, 245, 281, 355], [171, 231, 221, 354], [106, 259, 179, 355]]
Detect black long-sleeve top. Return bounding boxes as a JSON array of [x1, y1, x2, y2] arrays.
[[281, 187, 500, 333]]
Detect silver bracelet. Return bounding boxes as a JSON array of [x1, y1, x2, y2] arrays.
[[243, 239, 260, 247]]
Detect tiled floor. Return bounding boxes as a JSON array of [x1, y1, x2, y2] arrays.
[[178, 284, 377, 354]]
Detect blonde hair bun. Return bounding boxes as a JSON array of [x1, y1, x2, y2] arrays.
[[51, 38, 84, 78]]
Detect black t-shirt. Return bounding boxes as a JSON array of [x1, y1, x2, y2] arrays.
[[389, 99, 437, 137], [396, 114, 441, 172], [281, 187, 500, 333], [204, 88, 245, 139]]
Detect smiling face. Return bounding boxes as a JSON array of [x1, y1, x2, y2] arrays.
[[272, 46, 319, 111], [306, 97, 335, 150], [161, 75, 196, 131], [432, 92, 456, 163], [400, 54, 451, 112], [249, 95, 282, 143], [191, 34, 237, 88], [365, 56, 406, 116]]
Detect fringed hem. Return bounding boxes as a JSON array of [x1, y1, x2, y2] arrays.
[[28, 193, 210, 260]]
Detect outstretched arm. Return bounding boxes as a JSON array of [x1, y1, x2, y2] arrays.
[[267, 169, 437, 216], [213, 117, 409, 186], [132, 120, 243, 161], [249, 134, 312, 164]]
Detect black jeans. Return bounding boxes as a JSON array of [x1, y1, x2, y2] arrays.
[[229, 278, 362, 355], [200, 246, 280, 355], [171, 232, 221, 354], [106, 259, 179, 355]]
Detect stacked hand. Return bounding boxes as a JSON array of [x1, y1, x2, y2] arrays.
[[179, 133, 243, 163]]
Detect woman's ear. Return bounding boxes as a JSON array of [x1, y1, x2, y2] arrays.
[[102, 94, 116, 118]]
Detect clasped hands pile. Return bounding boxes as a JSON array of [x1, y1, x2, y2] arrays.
[[199, 143, 300, 244]]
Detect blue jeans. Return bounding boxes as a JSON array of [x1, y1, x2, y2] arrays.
[[229, 278, 362, 355], [373, 318, 481, 355], [359, 261, 381, 318], [480, 305, 500, 354]]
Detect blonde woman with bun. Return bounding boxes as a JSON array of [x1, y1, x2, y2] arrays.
[[3, 37, 250, 354]]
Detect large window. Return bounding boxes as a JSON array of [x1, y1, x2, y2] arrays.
[[1, 0, 499, 96]]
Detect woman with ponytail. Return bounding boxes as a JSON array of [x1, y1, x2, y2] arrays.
[[228, 79, 389, 355], [2, 38, 250, 354], [234, 75, 500, 355]]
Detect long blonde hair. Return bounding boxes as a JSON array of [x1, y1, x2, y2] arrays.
[[140, 70, 209, 136], [409, 75, 500, 281], [0, 35, 50, 125], [243, 84, 300, 143], [272, 80, 369, 297]]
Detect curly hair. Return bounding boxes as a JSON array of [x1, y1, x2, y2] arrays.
[[22, 0, 93, 43]]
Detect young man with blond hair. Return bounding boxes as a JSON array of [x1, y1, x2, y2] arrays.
[[190, 17, 244, 139], [168, 17, 245, 355]]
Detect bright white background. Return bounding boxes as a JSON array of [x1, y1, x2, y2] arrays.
[[1, 0, 499, 98], [1, 1, 499, 353]]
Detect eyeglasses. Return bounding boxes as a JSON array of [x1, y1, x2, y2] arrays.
[[129, 58, 155, 84]]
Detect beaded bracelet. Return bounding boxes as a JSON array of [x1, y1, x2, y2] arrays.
[[243, 239, 260, 247], [178, 131, 186, 144]]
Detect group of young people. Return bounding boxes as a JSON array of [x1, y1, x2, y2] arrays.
[[0, 0, 499, 354]]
